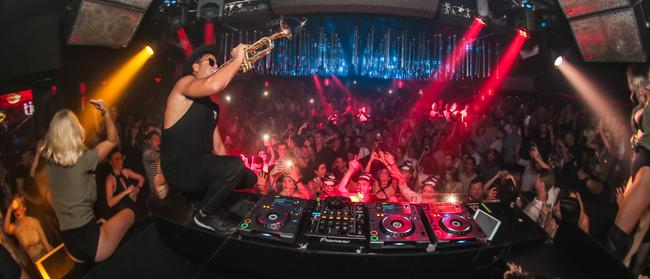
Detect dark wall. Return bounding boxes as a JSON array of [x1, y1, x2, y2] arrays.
[[0, 0, 66, 83]]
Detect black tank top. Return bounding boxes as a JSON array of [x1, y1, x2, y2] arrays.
[[111, 170, 134, 195], [161, 97, 219, 183]]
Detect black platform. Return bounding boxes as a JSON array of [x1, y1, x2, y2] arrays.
[[62, 192, 635, 279], [151, 193, 548, 278]]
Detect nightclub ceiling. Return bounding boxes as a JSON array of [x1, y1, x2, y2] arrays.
[[0, 0, 635, 99]]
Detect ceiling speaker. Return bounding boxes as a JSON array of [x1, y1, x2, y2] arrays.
[[558, 0, 648, 62], [558, 0, 632, 19], [65, 0, 153, 47]]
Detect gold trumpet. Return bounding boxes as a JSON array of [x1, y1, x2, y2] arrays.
[[220, 22, 292, 73]]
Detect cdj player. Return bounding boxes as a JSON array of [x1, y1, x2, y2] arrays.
[[239, 195, 310, 244], [421, 202, 486, 248], [304, 197, 367, 251], [368, 202, 430, 250]]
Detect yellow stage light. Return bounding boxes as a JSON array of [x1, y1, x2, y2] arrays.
[[80, 46, 154, 128]]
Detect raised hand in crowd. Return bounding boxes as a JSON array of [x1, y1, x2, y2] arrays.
[[366, 151, 381, 172], [256, 171, 269, 194], [287, 163, 302, 182], [349, 158, 361, 172], [298, 122, 309, 135], [381, 151, 397, 167], [485, 187, 498, 202], [529, 146, 551, 170]]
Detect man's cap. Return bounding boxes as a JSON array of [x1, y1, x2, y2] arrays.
[[422, 175, 441, 188], [358, 172, 373, 182], [400, 161, 415, 173], [182, 44, 220, 76], [323, 172, 338, 186]]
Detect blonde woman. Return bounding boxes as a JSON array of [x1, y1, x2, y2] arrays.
[[607, 65, 650, 260], [3, 196, 52, 262], [42, 99, 133, 263]]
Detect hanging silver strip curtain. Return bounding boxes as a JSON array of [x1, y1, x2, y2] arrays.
[[217, 26, 497, 80]]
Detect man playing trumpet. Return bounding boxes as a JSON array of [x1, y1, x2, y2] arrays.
[[160, 43, 257, 234]]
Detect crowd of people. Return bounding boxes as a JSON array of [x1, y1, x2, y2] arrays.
[[215, 86, 627, 212], [0, 52, 648, 277]]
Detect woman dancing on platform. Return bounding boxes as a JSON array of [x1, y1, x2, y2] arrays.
[[608, 65, 650, 261], [42, 100, 134, 262]]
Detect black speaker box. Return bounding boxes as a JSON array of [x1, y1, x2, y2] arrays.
[[64, 0, 153, 47], [558, 0, 649, 62]]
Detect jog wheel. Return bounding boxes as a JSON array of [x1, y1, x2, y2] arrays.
[[438, 214, 471, 236], [380, 215, 414, 237], [256, 208, 289, 230]]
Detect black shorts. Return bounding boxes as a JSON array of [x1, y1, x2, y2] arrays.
[[61, 220, 100, 262], [631, 146, 650, 182]]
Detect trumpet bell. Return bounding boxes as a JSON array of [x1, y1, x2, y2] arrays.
[[239, 22, 292, 73], [218, 19, 293, 73]]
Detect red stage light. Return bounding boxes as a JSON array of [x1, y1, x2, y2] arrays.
[[586, 54, 593, 59], [475, 17, 486, 26], [154, 77, 162, 83], [517, 28, 529, 38], [51, 86, 57, 95], [313, 75, 322, 92], [401, 16, 486, 129], [313, 75, 324, 102], [323, 78, 330, 87], [80, 82, 86, 95], [331, 75, 352, 98], [176, 28, 194, 57], [396, 80, 404, 89], [204, 22, 215, 45], [264, 81, 270, 88], [473, 32, 526, 114]]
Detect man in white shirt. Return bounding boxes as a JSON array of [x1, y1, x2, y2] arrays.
[[524, 170, 559, 224]]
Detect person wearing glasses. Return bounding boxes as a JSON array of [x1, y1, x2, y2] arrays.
[[160, 44, 257, 235]]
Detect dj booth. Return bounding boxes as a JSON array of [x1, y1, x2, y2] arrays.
[[55, 192, 635, 279], [147, 193, 547, 278]]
